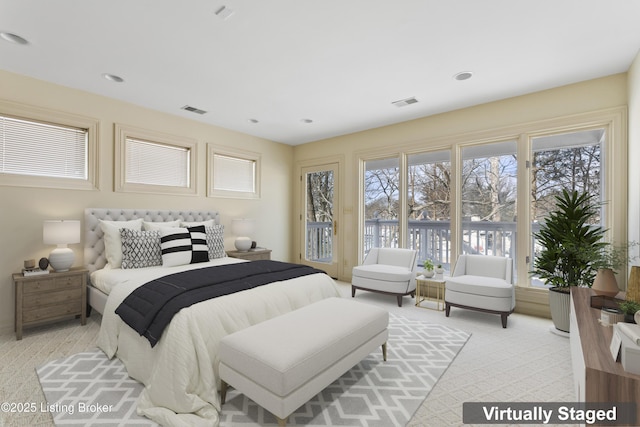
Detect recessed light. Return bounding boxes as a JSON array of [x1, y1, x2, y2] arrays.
[[0, 32, 29, 45], [248, 118, 259, 124], [102, 73, 124, 83], [454, 71, 473, 81], [301, 119, 313, 124]]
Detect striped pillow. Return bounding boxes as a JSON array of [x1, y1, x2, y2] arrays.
[[160, 226, 210, 267]]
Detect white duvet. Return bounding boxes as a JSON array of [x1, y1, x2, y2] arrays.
[[97, 257, 342, 427]]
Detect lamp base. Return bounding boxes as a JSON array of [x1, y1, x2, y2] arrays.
[[48, 247, 74, 272], [234, 237, 252, 252]]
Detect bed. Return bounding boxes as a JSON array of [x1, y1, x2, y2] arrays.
[[84, 208, 342, 427]]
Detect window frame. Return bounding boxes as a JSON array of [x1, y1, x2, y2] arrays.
[[356, 106, 626, 292], [207, 144, 261, 199], [114, 123, 197, 195], [0, 100, 98, 191]]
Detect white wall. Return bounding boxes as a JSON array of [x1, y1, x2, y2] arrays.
[[0, 69, 293, 333]]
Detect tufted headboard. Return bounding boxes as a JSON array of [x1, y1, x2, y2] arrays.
[[84, 208, 220, 274]]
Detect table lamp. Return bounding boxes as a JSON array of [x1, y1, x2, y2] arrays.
[[231, 219, 255, 252], [43, 220, 81, 271]]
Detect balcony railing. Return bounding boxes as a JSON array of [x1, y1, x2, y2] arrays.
[[307, 219, 540, 266]]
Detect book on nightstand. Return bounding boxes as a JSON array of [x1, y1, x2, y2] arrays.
[[22, 268, 49, 276]]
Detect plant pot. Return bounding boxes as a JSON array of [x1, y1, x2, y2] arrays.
[[423, 270, 435, 278], [592, 268, 619, 297], [549, 287, 571, 333]]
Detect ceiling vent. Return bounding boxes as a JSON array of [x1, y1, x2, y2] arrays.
[[215, 5, 235, 20], [181, 105, 207, 115], [392, 97, 418, 107]]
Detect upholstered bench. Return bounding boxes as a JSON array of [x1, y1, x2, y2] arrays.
[[218, 297, 389, 426]]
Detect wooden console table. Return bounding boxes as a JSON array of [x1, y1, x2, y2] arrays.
[[570, 287, 640, 425]]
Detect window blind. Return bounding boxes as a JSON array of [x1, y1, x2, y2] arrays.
[[0, 115, 87, 179], [213, 154, 255, 193], [125, 138, 190, 187]]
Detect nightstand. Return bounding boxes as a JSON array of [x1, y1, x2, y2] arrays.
[[227, 248, 272, 261], [13, 268, 87, 340]]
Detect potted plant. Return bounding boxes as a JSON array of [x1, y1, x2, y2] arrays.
[[590, 243, 638, 297], [618, 300, 640, 324], [531, 189, 607, 333], [422, 259, 435, 278]]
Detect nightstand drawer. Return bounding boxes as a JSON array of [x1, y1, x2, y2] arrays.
[[23, 288, 82, 309], [23, 299, 82, 323], [23, 275, 82, 294]]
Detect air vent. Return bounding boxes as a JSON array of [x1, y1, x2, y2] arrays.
[[181, 105, 207, 115], [215, 5, 235, 20], [392, 97, 418, 107]]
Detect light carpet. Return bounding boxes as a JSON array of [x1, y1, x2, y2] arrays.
[[36, 313, 469, 427]]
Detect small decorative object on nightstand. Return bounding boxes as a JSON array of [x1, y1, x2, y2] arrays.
[[227, 248, 271, 261], [231, 218, 255, 252], [13, 268, 87, 340]]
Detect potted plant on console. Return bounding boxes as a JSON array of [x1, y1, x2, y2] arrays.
[[531, 189, 607, 333]]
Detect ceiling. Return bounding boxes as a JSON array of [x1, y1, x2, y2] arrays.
[[1, 1, 640, 146]]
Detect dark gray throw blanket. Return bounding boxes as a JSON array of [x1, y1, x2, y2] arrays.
[[115, 260, 325, 347]]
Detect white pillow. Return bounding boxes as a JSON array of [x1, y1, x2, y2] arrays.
[[181, 220, 215, 228], [100, 218, 144, 268], [142, 220, 181, 231]]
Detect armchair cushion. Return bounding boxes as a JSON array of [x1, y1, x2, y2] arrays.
[[351, 264, 413, 283]]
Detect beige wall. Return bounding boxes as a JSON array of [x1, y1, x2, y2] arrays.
[[628, 51, 640, 248], [0, 70, 293, 333], [293, 73, 628, 317]]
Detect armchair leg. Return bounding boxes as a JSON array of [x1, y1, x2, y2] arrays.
[[445, 302, 451, 317], [351, 286, 356, 298], [396, 295, 403, 307], [501, 313, 508, 328]]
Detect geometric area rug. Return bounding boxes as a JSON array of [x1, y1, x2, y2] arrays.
[[37, 313, 469, 427]]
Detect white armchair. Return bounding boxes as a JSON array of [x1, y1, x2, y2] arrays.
[[351, 248, 418, 307], [445, 254, 515, 328]]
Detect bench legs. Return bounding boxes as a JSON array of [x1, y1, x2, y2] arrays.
[[276, 417, 288, 426], [382, 342, 387, 361]]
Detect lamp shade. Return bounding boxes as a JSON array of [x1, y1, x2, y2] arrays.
[[43, 220, 80, 272], [43, 220, 81, 245], [231, 219, 255, 237], [231, 219, 255, 252]]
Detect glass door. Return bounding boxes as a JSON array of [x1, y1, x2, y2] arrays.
[[302, 163, 339, 277]]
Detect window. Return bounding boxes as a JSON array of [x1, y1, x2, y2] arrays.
[[0, 100, 97, 190], [407, 150, 452, 269], [207, 145, 260, 199], [363, 157, 400, 256], [530, 128, 605, 287], [115, 124, 197, 195], [358, 108, 623, 289]]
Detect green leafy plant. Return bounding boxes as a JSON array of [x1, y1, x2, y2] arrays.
[[531, 189, 607, 289], [423, 259, 434, 271], [618, 300, 640, 316], [590, 242, 639, 273]]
